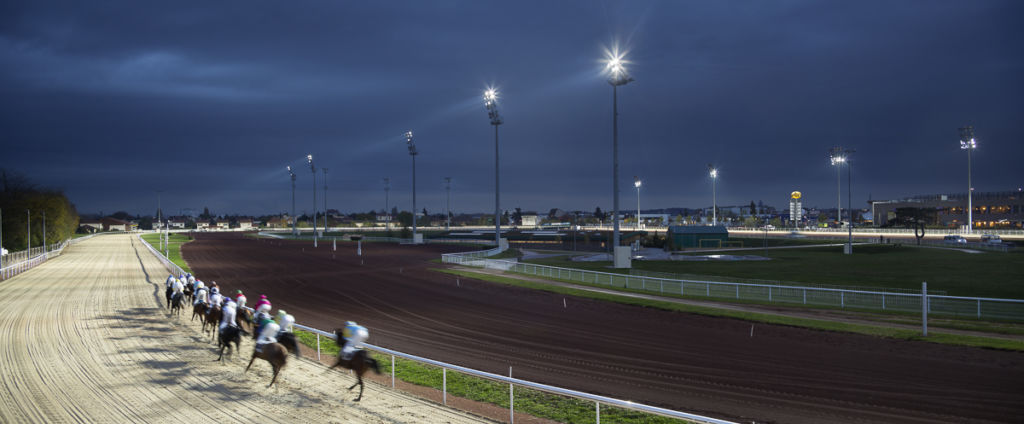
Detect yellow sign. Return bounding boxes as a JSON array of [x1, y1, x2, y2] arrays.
[[791, 191, 802, 199]]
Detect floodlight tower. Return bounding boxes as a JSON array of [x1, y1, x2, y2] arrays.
[[959, 126, 977, 233], [383, 177, 391, 232], [605, 47, 633, 250], [829, 147, 845, 225], [708, 165, 718, 225], [633, 177, 642, 230], [844, 149, 855, 254], [484, 88, 503, 246], [308, 154, 317, 247], [322, 167, 329, 232], [287, 166, 297, 236], [406, 131, 418, 240], [445, 177, 452, 231]]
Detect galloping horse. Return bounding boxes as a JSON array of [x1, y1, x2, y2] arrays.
[[169, 292, 185, 317], [329, 329, 381, 401], [245, 342, 289, 387], [204, 305, 223, 338], [191, 301, 207, 323], [236, 307, 254, 332], [217, 326, 249, 362], [165, 285, 174, 309], [184, 284, 194, 304], [276, 332, 301, 358]]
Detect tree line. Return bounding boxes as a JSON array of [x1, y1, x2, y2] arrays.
[[1, 170, 79, 252]]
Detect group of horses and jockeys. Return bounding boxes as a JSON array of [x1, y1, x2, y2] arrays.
[[164, 274, 381, 400]]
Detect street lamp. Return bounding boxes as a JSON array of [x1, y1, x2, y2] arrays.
[[845, 149, 855, 254], [444, 177, 452, 231], [406, 131, 418, 241], [959, 126, 977, 233], [708, 165, 718, 226], [484, 88, 503, 246], [605, 46, 633, 254], [287, 166, 297, 236], [829, 147, 845, 226], [633, 176, 642, 230], [308, 154, 317, 247]]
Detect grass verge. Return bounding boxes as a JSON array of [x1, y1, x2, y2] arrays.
[[436, 268, 1024, 352], [293, 329, 688, 423], [139, 233, 194, 274]]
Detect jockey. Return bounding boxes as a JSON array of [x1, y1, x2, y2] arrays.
[[209, 282, 220, 297], [253, 296, 273, 338], [165, 274, 176, 289], [340, 321, 368, 361], [235, 290, 247, 310], [276, 310, 295, 335], [194, 285, 208, 306], [172, 278, 185, 296], [220, 297, 237, 332], [208, 290, 223, 311], [255, 318, 280, 353]]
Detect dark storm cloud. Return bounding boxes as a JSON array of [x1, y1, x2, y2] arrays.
[[1, 1, 1022, 216]]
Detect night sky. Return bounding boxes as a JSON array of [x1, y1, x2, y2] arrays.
[[2, 1, 1022, 217]]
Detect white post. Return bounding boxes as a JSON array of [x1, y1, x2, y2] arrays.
[[443, 368, 447, 405], [596, 401, 601, 424], [922, 282, 928, 337], [333, 237, 336, 251], [357, 239, 362, 256], [509, 366, 514, 424], [316, 334, 321, 361], [391, 354, 395, 387]]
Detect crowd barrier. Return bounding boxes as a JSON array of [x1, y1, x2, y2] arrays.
[[137, 234, 733, 424], [0, 240, 69, 281]]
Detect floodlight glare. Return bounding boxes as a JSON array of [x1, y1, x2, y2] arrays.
[[604, 46, 633, 86], [634, 178, 642, 188]]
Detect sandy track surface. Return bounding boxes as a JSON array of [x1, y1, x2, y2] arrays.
[[0, 234, 491, 424]]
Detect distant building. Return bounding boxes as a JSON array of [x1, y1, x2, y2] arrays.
[[871, 190, 1024, 229], [79, 217, 134, 232], [521, 214, 539, 227], [237, 218, 255, 230]]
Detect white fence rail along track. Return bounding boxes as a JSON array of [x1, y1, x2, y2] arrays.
[[138, 234, 734, 424], [443, 255, 1024, 321], [0, 236, 85, 281]]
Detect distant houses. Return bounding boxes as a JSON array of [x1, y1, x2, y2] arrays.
[[78, 217, 136, 233]]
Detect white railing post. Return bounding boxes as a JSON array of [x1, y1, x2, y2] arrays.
[[596, 401, 601, 424], [977, 298, 981, 319], [922, 282, 928, 337], [391, 354, 395, 387], [316, 333, 321, 361], [443, 368, 447, 405], [509, 366, 514, 424]]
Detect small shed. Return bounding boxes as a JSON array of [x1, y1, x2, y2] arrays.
[[667, 225, 728, 249]]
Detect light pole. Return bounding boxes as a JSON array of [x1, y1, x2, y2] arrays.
[[846, 149, 855, 254], [830, 147, 844, 226], [156, 190, 163, 251], [323, 167, 329, 233], [26, 209, 30, 257], [42, 210, 46, 254], [633, 177, 642, 230], [605, 48, 633, 251], [444, 177, 452, 231], [708, 165, 718, 226], [287, 166, 297, 236], [484, 88, 503, 246], [959, 126, 976, 233], [1, 208, 3, 269], [383, 177, 391, 232], [406, 131, 418, 241], [308, 154, 317, 247]]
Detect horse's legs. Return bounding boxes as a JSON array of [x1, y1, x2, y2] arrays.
[[354, 376, 364, 402], [245, 354, 256, 372], [268, 364, 280, 387]]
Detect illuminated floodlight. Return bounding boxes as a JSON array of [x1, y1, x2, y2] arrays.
[[604, 45, 633, 86], [634, 177, 642, 188]]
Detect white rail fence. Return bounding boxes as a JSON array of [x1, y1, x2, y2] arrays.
[[0, 239, 71, 281], [442, 255, 1024, 321], [138, 234, 731, 424]]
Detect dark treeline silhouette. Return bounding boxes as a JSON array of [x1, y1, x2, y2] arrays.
[[0, 169, 79, 251]]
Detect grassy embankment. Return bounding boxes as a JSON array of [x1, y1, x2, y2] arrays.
[[292, 330, 685, 424], [139, 233, 194, 274]]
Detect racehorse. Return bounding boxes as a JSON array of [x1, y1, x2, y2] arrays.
[[169, 292, 184, 317], [217, 326, 249, 362], [184, 284, 194, 304], [329, 329, 381, 401], [276, 332, 301, 358], [236, 307, 254, 332], [245, 342, 289, 387], [165, 286, 174, 309], [204, 305, 223, 338], [191, 302, 207, 323]]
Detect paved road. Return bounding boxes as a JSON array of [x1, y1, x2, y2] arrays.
[[0, 234, 490, 424]]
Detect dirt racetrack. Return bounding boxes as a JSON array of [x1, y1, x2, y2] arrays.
[[183, 232, 1024, 423], [0, 234, 492, 424]]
